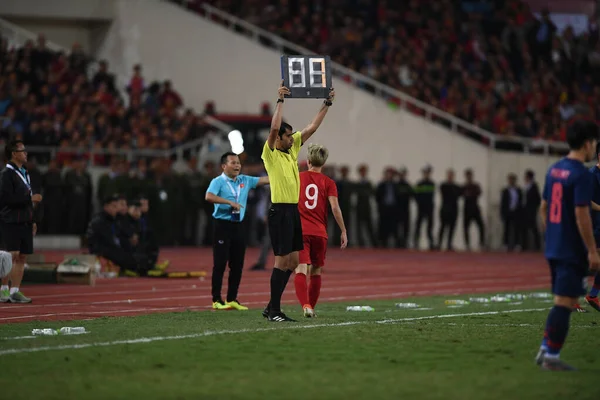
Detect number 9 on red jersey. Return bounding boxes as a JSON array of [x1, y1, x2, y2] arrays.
[[298, 171, 338, 239]]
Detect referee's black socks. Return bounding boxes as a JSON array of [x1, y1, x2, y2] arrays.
[[269, 268, 293, 313]]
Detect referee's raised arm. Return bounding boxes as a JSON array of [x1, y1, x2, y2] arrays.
[[299, 88, 335, 145], [266, 81, 290, 150]]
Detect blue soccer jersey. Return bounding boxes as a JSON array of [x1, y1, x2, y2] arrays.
[[590, 165, 600, 242], [543, 158, 594, 264]]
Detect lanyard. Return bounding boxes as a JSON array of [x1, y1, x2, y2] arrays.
[[222, 174, 241, 203], [6, 164, 31, 193]]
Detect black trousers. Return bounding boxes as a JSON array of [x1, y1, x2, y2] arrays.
[[521, 216, 541, 251], [437, 209, 457, 250], [212, 218, 247, 303], [414, 208, 434, 249], [397, 211, 410, 249], [378, 206, 398, 248], [356, 210, 377, 247], [464, 208, 485, 249], [503, 211, 520, 251]]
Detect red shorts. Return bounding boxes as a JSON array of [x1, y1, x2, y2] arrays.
[[299, 235, 328, 267]]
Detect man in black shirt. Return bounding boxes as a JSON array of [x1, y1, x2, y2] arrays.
[[501, 173, 522, 251], [119, 198, 160, 274], [413, 165, 435, 250], [521, 169, 541, 251], [115, 194, 135, 253], [376, 167, 400, 248], [437, 169, 462, 251], [0, 140, 42, 303], [396, 167, 413, 249], [87, 194, 138, 274], [463, 169, 486, 251]]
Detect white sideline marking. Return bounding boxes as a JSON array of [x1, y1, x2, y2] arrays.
[[434, 322, 595, 329], [0, 308, 548, 356], [1, 335, 36, 340]]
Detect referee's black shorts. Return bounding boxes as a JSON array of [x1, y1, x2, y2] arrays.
[[268, 203, 303, 256], [0, 222, 33, 255]]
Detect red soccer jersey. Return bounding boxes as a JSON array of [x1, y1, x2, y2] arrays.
[[298, 171, 338, 238]]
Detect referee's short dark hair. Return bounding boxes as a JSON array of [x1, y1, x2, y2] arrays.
[[220, 152, 238, 165], [278, 122, 293, 138], [4, 139, 24, 161]]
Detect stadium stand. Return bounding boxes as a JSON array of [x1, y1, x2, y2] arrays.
[[0, 32, 242, 247], [189, 0, 599, 143], [0, 33, 219, 166]]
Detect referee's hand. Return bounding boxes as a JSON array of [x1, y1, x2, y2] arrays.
[[327, 88, 335, 102], [32, 194, 42, 203], [278, 80, 290, 99]]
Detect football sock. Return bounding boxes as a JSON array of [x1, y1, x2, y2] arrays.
[[1, 285, 8, 292], [9, 287, 19, 295], [282, 269, 293, 293], [589, 273, 600, 297], [541, 336, 548, 351], [309, 275, 322, 308], [542, 305, 571, 358], [269, 268, 289, 313], [294, 273, 309, 306]]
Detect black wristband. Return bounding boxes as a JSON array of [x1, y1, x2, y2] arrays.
[[324, 100, 332, 106], [277, 98, 284, 103]]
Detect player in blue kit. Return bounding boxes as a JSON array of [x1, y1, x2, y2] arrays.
[[585, 142, 600, 312], [535, 120, 600, 371]]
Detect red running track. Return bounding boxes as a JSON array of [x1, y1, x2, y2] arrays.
[[0, 248, 550, 324]]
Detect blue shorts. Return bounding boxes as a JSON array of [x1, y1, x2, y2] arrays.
[[547, 259, 588, 298]]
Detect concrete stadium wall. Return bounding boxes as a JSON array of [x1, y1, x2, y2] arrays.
[[0, 0, 116, 55], [0, 0, 116, 21]]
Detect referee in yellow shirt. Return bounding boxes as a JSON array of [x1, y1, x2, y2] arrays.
[[262, 81, 334, 322]]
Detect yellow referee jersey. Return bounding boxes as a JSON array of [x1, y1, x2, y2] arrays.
[[261, 131, 302, 204]]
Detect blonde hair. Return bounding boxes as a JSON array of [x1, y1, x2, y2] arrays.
[[307, 143, 329, 167]]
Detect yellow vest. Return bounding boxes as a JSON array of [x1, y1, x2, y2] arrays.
[[261, 131, 302, 204]]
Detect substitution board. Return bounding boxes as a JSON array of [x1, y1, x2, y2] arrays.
[[280, 55, 332, 99]]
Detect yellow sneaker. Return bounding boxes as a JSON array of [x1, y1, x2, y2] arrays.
[[226, 300, 249, 311], [212, 301, 232, 310], [155, 260, 170, 271], [147, 269, 164, 277]]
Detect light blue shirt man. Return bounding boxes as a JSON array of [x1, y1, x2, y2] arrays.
[[206, 173, 260, 222]]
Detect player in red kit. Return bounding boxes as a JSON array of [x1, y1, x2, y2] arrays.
[[295, 144, 347, 317]]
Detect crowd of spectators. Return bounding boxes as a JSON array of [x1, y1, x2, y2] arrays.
[[0, 34, 216, 166], [194, 0, 600, 143]]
